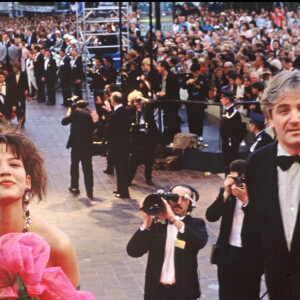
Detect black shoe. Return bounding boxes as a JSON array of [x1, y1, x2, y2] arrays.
[[20, 124, 25, 129], [115, 193, 129, 199], [113, 190, 119, 194], [38, 99, 45, 103], [103, 169, 114, 175], [146, 179, 154, 186], [68, 187, 80, 195], [87, 193, 94, 199], [45, 102, 50, 105]]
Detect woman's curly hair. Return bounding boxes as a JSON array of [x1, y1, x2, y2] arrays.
[[0, 131, 47, 201]]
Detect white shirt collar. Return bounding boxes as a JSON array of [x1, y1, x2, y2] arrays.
[[114, 104, 123, 111]]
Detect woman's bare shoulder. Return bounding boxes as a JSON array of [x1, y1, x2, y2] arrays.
[[30, 216, 80, 287]]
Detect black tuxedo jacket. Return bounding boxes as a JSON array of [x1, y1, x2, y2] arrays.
[[245, 141, 300, 300], [160, 72, 180, 111], [61, 109, 95, 152], [44, 57, 57, 85], [33, 52, 44, 79], [59, 55, 72, 84], [106, 106, 131, 157], [71, 56, 84, 83], [9, 72, 28, 104], [206, 188, 238, 247], [127, 216, 208, 300], [0, 80, 13, 119]]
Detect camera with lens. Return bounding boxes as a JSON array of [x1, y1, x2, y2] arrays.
[[234, 175, 246, 188], [141, 190, 179, 215]]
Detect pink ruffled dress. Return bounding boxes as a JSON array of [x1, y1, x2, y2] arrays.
[[0, 232, 96, 300]]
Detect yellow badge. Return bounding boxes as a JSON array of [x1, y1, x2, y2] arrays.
[[174, 238, 186, 249]]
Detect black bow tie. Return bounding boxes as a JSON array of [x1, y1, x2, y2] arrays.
[[277, 155, 300, 171]]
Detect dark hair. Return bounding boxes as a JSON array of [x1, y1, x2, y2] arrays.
[[190, 63, 200, 72], [158, 60, 170, 72], [104, 56, 113, 64], [229, 159, 246, 175], [0, 131, 47, 201], [13, 62, 21, 71], [108, 83, 121, 93]]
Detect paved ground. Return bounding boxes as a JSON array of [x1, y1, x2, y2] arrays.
[[18, 93, 265, 300]]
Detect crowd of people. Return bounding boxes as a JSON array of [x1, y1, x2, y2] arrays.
[[0, 3, 299, 300]]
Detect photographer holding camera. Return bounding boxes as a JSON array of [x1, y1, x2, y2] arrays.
[[205, 160, 262, 300], [126, 184, 208, 300], [127, 90, 160, 186], [62, 100, 98, 199]]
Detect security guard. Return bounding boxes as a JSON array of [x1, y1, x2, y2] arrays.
[[128, 90, 160, 186], [220, 90, 245, 175], [249, 112, 273, 152]]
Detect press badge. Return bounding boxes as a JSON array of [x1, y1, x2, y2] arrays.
[[175, 238, 186, 249]]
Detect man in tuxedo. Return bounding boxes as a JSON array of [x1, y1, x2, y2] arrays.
[[249, 112, 273, 152], [106, 92, 131, 199], [206, 160, 263, 300], [127, 184, 208, 300], [0, 70, 12, 120], [157, 60, 181, 145], [62, 100, 97, 199], [10, 62, 29, 128], [244, 70, 300, 300], [33, 46, 45, 103], [42, 49, 57, 105], [58, 49, 72, 107], [70, 49, 84, 99], [127, 90, 160, 186]]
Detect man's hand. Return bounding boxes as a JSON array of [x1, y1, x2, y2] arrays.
[[158, 91, 165, 97], [91, 110, 99, 123], [24, 90, 28, 96], [12, 106, 17, 112], [223, 175, 234, 201], [231, 183, 249, 206], [41, 77, 45, 82], [76, 79, 81, 84], [156, 199, 176, 222], [102, 100, 111, 112]]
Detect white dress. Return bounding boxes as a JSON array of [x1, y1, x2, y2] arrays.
[[26, 58, 37, 94]]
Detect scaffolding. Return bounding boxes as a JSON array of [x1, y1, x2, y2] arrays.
[[75, 2, 130, 100]]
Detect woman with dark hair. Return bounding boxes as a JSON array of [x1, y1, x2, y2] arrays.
[[0, 130, 95, 299]]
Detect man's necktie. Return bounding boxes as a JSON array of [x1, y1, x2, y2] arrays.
[[277, 155, 300, 171]]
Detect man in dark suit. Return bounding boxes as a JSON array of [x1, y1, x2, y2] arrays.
[[42, 49, 57, 105], [33, 46, 45, 103], [0, 70, 13, 120], [182, 62, 209, 142], [157, 60, 181, 145], [127, 184, 208, 300], [26, 29, 37, 47], [106, 91, 131, 199], [10, 62, 29, 128], [70, 49, 84, 99], [58, 49, 72, 107], [206, 160, 262, 300], [127, 90, 160, 186], [220, 90, 245, 175], [103, 56, 117, 85], [62, 100, 97, 199], [248, 112, 273, 152], [244, 70, 300, 300]]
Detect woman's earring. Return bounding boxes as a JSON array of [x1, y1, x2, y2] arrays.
[[22, 188, 32, 233]]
